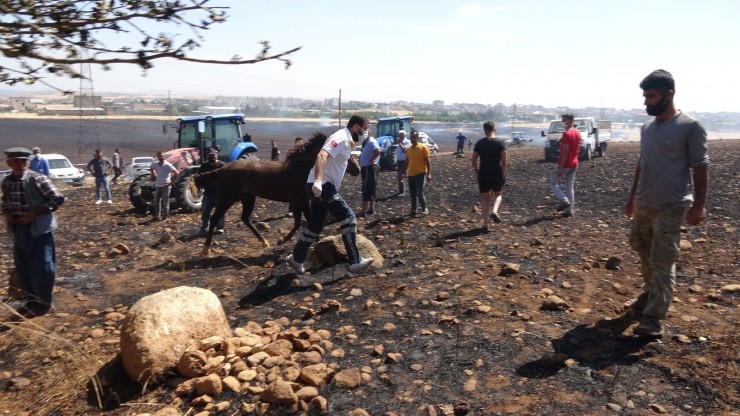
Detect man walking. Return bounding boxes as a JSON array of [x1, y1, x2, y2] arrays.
[[29, 147, 50, 176], [87, 149, 113, 204], [198, 149, 225, 235], [111, 148, 123, 184], [287, 114, 373, 274], [1, 147, 65, 320], [405, 130, 432, 216], [624, 69, 709, 337], [151, 151, 179, 222], [271, 140, 281, 161], [394, 130, 410, 195], [549, 113, 581, 217], [471, 121, 507, 230], [359, 130, 380, 217]]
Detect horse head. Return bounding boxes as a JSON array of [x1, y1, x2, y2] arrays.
[[284, 131, 328, 163]]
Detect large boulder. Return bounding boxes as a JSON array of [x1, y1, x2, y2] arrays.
[[119, 286, 231, 383], [309, 235, 383, 268]]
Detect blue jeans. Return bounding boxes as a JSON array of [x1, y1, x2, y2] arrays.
[[12, 224, 56, 309], [154, 186, 171, 220], [95, 175, 111, 201], [549, 166, 576, 211], [292, 182, 360, 265], [408, 173, 427, 213], [201, 194, 225, 230]]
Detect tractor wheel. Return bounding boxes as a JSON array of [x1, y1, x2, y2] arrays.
[[173, 170, 202, 213], [128, 174, 156, 214], [239, 152, 258, 160]]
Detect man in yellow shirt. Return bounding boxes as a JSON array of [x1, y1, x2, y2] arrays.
[[404, 130, 432, 216]]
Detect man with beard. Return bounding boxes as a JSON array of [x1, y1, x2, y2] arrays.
[[287, 114, 373, 274], [624, 69, 709, 337]]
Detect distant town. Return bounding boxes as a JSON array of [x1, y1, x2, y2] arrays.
[[2, 92, 740, 132]]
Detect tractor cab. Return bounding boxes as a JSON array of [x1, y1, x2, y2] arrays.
[[376, 116, 414, 170], [174, 114, 256, 163]]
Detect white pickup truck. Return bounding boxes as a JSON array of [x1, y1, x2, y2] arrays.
[[542, 117, 611, 162]]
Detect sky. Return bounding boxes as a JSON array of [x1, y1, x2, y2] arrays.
[[3, 0, 740, 113]]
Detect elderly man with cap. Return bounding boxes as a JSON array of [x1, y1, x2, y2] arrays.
[[197, 148, 225, 235], [1, 147, 65, 323]]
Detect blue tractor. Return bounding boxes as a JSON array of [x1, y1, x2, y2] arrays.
[[128, 113, 258, 213], [375, 116, 414, 170]]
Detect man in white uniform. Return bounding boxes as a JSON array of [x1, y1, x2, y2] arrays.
[[287, 114, 373, 274]]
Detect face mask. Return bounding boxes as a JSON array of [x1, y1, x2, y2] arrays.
[[362, 130, 369, 139]]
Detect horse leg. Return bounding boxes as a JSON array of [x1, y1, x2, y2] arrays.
[[279, 199, 304, 245], [240, 195, 270, 248], [202, 199, 234, 256]]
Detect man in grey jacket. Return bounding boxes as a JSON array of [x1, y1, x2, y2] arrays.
[[2, 147, 65, 322]]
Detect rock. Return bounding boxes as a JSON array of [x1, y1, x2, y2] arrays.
[[541, 295, 569, 311], [349, 409, 370, 416], [89, 328, 106, 338], [310, 235, 383, 268], [463, 377, 477, 392], [176, 348, 208, 378], [261, 378, 298, 404], [333, 368, 362, 389], [111, 243, 130, 255], [350, 288, 363, 297], [311, 396, 329, 413], [263, 339, 293, 357], [649, 403, 667, 413], [194, 373, 223, 396], [436, 291, 450, 301], [222, 376, 241, 393], [119, 286, 232, 383], [605, 257, 621, 270], [7, 377, 31, 391], [295, 386, 319, 401], [498, 262, 520, 276], [720, 284, 740, 293], [606, 403, 622, 412], [679, 240, 692, 250], [672, 334, 691, 344], [300, 363, 330, 387]]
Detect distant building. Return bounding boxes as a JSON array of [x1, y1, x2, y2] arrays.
[[73, 95, 102, 107], [38, 105, 105, 116], [9, 97, 33, 112], [131, 102, 167, 113], [432, 100, 445, 107]]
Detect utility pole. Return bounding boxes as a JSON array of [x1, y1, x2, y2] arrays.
[[338, 89, 342, 127], [511, 103, 517, 134]]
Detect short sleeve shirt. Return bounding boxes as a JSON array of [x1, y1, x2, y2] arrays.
[[406, 144, 430, 176], [359, 137, 380, 167], [307, 127, 352, 190], [559, 129, 581, 168], [474, 137, 507, 175], [151, 160, 177, 187], [636, 111, 709, 209], [395, 138, 411, 161]]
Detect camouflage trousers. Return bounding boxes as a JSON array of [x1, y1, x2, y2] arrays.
[[629, 203, 686, 319]]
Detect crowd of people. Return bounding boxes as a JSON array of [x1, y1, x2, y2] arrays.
[[2, 70, 709, 338]]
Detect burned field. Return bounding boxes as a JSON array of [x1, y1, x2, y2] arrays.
[[0, 141, 738, 415]]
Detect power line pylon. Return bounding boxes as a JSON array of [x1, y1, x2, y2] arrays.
[[77, 50, 100, 156]]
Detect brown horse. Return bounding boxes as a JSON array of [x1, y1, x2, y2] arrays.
[[194, 132, 360, 255]]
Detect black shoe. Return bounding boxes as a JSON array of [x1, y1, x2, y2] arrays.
[[490, 212, 502, 223], [366, 210, 375, 215], [556, 200, 571, 212]]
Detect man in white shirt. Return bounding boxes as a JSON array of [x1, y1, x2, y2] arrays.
[[394, 130, 411, 195], [150, 151, 179, 221], [287, 114, 374, 274]]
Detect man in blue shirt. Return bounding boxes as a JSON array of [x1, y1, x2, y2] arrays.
[[456, 131, 469, 155], [29, 147, 50, 176], [359, 132, 381, 217]]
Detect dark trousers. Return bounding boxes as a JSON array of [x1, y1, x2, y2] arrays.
[[12, 224, 56, 308], [360, 164, 379, 201], [408, 173, 427, 213], [201, 194, 225, 230], [292, 182, 360, 265]]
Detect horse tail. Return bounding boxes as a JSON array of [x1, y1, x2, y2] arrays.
[[193, 169, 219, 188]]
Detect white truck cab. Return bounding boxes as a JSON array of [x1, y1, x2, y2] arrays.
[[542, 117, 611, 161]]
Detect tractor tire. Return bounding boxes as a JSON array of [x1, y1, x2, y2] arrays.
[[173, 170, 202, 213], [129, 174, 156, 214], [239, 152, 258, 160]]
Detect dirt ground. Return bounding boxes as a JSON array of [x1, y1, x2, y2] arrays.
[[0, 140, 738, 415]]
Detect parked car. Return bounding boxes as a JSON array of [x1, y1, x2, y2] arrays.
[[417, 132, 439, 153], [126, 156, 155, 179], [46, 153, 85, 186]]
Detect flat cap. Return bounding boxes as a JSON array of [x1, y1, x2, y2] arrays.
[[4, 147, 32, 160]]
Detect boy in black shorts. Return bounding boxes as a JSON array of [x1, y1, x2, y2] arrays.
[[471, 121, 508, 231]]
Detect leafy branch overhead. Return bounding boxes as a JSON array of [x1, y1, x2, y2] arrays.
[[0, 0, 301, 92]]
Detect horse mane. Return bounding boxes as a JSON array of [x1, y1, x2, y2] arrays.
[[285, 131, 328, 160]]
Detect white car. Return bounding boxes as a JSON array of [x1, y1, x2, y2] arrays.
[[417, 132, 439, 153], [46, 153, 85, 186], [126, 156, 155, 179]]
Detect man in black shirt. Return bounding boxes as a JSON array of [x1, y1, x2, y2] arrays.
[[471, 121, 508, 231]]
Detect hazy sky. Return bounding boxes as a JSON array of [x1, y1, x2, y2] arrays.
[[3, 1, 739, 112]]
